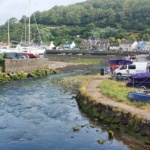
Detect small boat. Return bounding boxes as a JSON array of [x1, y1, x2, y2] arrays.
[[126, 72, 150, 89], [24, 52, 39, 58], [15, 44, 46, 58], [128, 91, 150, 103], [127, 72, 150, 103]]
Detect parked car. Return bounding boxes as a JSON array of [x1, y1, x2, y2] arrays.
[[113, 62, 150, 77], [16, 53, 29, 59], [130, 54, 136, 60], [3, 52, 16, 59], [3, 52, 29, 59]]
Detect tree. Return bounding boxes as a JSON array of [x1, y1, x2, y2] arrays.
[[109, 37, 115, 43], [5, 17, 18, 25]]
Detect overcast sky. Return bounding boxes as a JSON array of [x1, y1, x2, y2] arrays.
[[0, 0, 86, 25]]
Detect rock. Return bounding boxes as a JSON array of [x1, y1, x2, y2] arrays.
[[97, 139, 107, 144], [108, 130, 114, 139], [72, 126, 80, 132]]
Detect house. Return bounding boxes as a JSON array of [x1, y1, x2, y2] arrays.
[[42, 41, 55, 50], [96, 40, 110, 51], [137, 41, 150, 52], [63, 41, 76, 49], [119, 40, 138, 51], [80, 39, 110, 51], [49, 41, 55, 50], [109, 43, 119, 51], [80, 39, 98, 50]]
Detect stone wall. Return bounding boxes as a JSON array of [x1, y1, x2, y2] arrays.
[[4, 58, 50, 73], [76, 92, 150, 145]]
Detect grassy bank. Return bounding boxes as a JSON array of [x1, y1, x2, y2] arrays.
[[51, 74, 95, 93], [76, 75, 150, 146], [46, 54, 112, 65], [51, 72, 150, 110], [99, 78, 150, 110]]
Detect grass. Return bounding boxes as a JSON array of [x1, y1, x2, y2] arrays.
[[0, 56, 5, 72], [51, 74, 95, 93], [46, 55, 102, 65], [52, 73, 150, 110], [66, 58, 100, 65], [99, 78, 150, 110]]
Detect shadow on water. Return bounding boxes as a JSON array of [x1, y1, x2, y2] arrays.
[[0, 64, 148, 150]]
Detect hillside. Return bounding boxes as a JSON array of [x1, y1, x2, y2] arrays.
[[29, 0, 150, 31], [0, 0, 150, 44]]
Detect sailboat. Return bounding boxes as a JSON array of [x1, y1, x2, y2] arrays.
[[16, 0, 46, 58], [3, 0, 46, 58], [0, 19, 21, 55]]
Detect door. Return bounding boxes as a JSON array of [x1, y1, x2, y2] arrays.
[[128, 65, 136, 75]]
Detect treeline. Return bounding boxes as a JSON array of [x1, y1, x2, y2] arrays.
[[27, 0, 150, 31], [0, 0, 150, 46]]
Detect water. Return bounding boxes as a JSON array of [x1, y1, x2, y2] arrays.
[[0, 67, 147, 150]]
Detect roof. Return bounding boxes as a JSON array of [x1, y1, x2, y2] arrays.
[[110, 43, 119, 46], [120, 40, 135, 45]]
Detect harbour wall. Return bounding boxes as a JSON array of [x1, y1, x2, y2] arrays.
[[76, 92, 150, 145], [4, 58, 50, 73]]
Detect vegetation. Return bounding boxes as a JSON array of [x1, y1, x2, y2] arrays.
[[51, 74, 94, 94], [99, 78, 150, 110], [46, 55, 102, 64], [30, 0, 150, 31], [0, 68, 57, 83], [0, 56, 5, 72], [62, 58, 100, 65], [76, 76, 150, 145], [1, 0, 150, 46]]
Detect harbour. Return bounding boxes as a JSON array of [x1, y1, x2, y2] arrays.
[[0, 55, 148, 150]]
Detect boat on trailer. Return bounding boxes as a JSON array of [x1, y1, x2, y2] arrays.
[[127, 72, 150, 103]]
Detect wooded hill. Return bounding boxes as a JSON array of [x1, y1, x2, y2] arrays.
[[0, 0, 150, 45], [27, 0, 150, 31]]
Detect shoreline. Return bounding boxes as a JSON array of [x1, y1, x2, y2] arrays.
[[48, 61, 93, 71], [76, 75, 150, 148], [0, 58, 149, 148]]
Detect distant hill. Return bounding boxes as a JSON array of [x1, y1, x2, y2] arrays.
[[1, 0, 150, 44], [24, 0, 150, 31]]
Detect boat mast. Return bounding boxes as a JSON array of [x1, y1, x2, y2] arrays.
[[24, 16, 27, 46], [8, 18, 10, 46], [28, 0, 31, 47]]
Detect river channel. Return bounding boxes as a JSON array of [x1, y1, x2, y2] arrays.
[[0, 55, 148, 150]]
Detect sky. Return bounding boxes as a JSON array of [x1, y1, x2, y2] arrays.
[[0, 0, 86, 25]]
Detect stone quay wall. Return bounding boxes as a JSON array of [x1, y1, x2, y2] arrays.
[[76, 92, 150, 145], [4, 58, 50, 73]]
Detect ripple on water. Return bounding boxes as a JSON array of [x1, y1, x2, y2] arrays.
[[0, 73, 145, 150]]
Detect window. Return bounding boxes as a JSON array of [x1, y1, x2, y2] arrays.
[[129, 65, 136, 69], [120, 65, 127, 70]]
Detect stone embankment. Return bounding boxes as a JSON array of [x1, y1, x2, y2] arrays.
[[0, 59, 90, 82], [0, 59, 59, 82], [4, 58, 50, 73], [4, 59, 81, 73], [76, 75, 150, 147]]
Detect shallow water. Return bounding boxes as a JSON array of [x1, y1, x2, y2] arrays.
[[0, 67, 147, 150]]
